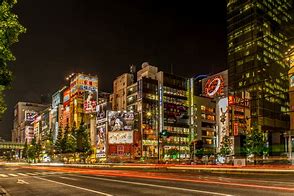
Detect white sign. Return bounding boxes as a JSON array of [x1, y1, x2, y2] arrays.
[[108, 131, 133, 144]]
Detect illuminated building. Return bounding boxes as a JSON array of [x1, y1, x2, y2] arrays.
[[157, 72, 190, 161], [12, 102, 48, 144], [137, 63, 159, 160], [51, 86, 67, 143], [227, 0, 292, 155], [192, 96, 216, 154], [33, 107, 51, 143], [106, 111, 139, 162]]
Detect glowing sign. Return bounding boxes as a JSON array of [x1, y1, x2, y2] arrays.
[[63, 89, 70, 104], [84, 90, 97, 113], [25, 111, 36, 122], [108, 131, 133, 144], [290, 75, 294, 88], [108, 111, 137, 131], [204, 75, 225, 97]]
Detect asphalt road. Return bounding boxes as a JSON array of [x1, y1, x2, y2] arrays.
[[0, 165, 293, 196]]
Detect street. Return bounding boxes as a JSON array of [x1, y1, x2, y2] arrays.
[[0, 165, 293, 195]]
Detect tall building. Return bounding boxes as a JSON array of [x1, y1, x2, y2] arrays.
[[227, 0, 293, 155], [112, 73, 134, 111], [12, 102, 48, 143]]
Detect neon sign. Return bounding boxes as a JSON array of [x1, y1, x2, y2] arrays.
[[204, 75, 225, 97]]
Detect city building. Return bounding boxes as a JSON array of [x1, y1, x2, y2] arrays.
[[193, 96, 216, 154], [112, 73, 133, 111], [227, 0, 293, 155], [12, 102, 48, 143], [157, 72, 190, 161]]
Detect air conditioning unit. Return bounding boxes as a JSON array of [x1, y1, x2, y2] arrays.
[[234, 158, 246, 166]]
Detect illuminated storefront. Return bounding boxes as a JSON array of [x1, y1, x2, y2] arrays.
[[106, 111, 140, 161]]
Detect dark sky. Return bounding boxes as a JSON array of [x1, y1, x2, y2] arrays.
[[0, 0, 227, 140]]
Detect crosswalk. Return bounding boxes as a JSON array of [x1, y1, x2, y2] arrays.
[[0, 171, 63, 178]]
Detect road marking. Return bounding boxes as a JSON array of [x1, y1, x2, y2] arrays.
[[17, 179, 29, 184], [0, 174, 8, 177], [16, 173, 28, 176], [8, 174, 18, 177], [34, 176, 113, 196], [59, 176, 78, 181], [71, 175, 232, 196], [26, 173, 37, 176]]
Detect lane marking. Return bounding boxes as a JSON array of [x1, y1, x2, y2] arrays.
[[34, 176, 113, 196], [71, 175, 232, 196], [17, 179, 29, 184], [8, 174, 18, 177], [0, 174, 8, 177], [59, 176, 78, 181], [17, 173, 28, 176], [26, 173, 37, 176]]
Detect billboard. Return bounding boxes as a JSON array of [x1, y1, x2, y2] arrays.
[[202, 70, 228, 98], [84, 90, 97, 113], [52, 91, 61, 108], [108, 111, 137, 131], [108, 131, 133, 144], [70, 74, 98, 96], [25, 110, 36, 122], [63, 88, 70, 104], [164, 103, 189, 125], [96, 125, 106, 157]]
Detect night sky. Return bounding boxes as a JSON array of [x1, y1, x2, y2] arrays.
[[0, 0, 226, 140]]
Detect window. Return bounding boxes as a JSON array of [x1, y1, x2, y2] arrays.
[[117, 145, 124, 156]]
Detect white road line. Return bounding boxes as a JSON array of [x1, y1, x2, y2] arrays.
[[71, 175, 232, 196], [0, 174, 8, 177], [59, 176, 78, 181], [17, 173, 28, 176], [8, 174, 18, 177], [26, 173, 37, 176], [34, 176, 113, 196]]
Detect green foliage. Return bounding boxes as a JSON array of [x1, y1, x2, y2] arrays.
[[76, 122, 91, 153], [27, 137, 41, 162], [55, 127, 65, 154], [245, 128, 268, 164], [64, 126, 77, 153], [219, 135, 232, 156], [0, 0, 26, 118]]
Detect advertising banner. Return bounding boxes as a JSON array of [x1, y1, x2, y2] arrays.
[[108, 131, 133, 144], [84, 90, 97, 113], [25, 110, 36, 122], [96, 125, 106, 158], [108, 111, 137, 131], [52, 91, 61, 108], [63, 88, 70, 104]]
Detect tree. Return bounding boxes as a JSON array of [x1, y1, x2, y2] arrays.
[[64, 126, 77, 153], [0, 0, 26, 118], [55, 127, 65, 154], [245, 128, 268, 165], [76, 122, 91, 162], [194, 140, 204, 158], [219, 135, 232, 157]]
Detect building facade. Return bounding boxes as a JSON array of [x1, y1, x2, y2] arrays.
[[12, 102, 48, 144], [227, 0, 293, 155]]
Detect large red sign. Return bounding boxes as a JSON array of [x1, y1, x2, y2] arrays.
[[204, 75, 225, 97]]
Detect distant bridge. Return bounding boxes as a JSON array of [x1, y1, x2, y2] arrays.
[[0, 142, 24, 150]]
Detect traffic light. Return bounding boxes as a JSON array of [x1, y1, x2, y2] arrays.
[[160, 130, 169, 138]]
